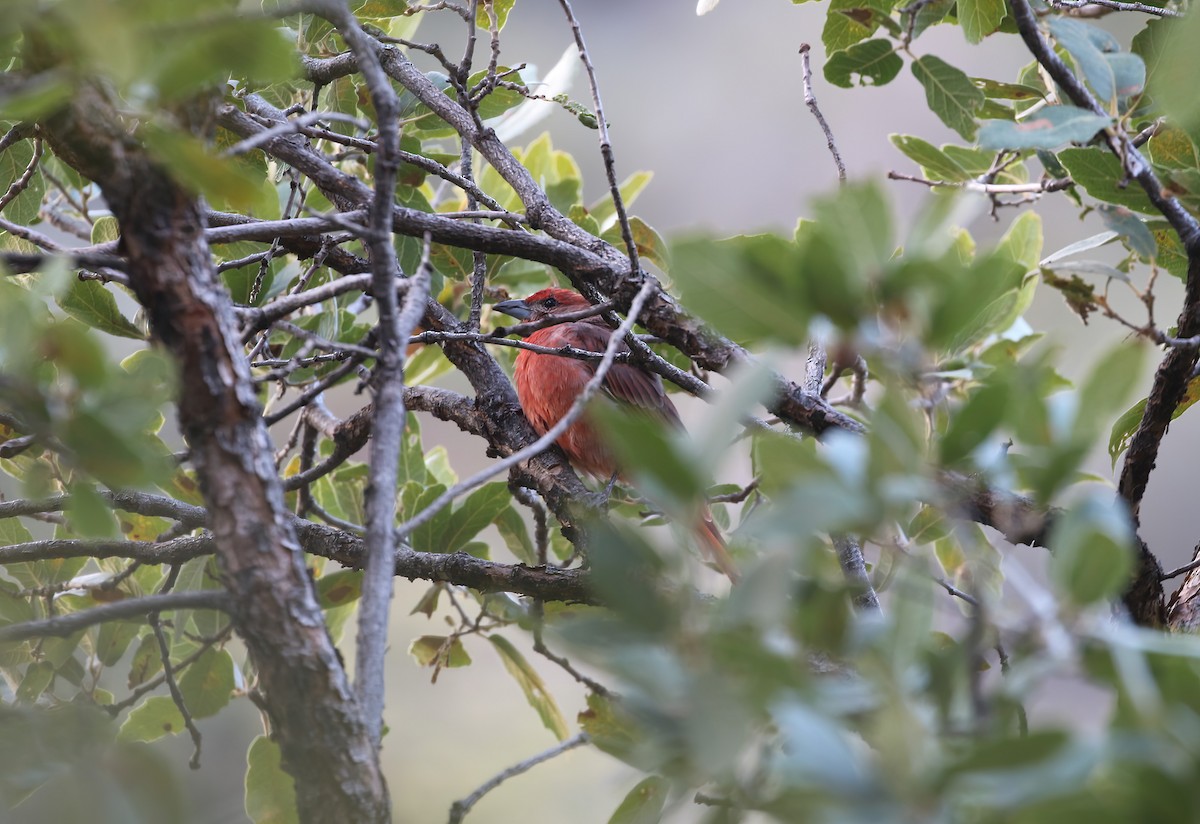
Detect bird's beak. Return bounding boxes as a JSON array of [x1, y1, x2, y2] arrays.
[[493, 299, 532, 321]]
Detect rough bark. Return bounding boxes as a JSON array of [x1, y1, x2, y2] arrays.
[[36, 83, 390, 821]]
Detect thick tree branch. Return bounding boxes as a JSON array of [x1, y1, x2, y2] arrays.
[[35, 74, 390, 819], [0, 490, 596, 603], [1010, 0, 1199, 626]]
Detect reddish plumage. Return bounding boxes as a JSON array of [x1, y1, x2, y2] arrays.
[[494, 287, 738, 581]]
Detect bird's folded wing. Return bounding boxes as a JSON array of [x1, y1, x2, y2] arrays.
[[560, 321, 682, 427]]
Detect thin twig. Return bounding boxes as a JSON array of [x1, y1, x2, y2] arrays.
[[149, 611, 204, 769], [1161, 556, 1200, 581], [489, 298, 618, 338], [0, 136, 43, 214], [0, 590, 231, 642], [798, 44, 846, 183], [105, 625, 233, 716], [447, 733, 590, 824], [887, 170, 1074, 195], [532, 613, 609, 696], [223, 111, 370, 156], [323, 0, 426, 749], [1048, 0, 1183, 15], [556, 0, 641, 275]]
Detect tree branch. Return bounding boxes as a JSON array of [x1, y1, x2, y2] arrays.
[[1009, 0, 1200, 626], [447, 732, 590, 824], [0, 590, 230, 642], [36, 70, 391, 817]]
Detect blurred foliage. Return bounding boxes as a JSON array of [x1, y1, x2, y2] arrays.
[[0, 0, 1198, 822]]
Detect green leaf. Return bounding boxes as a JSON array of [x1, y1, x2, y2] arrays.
[[16, 661, 55, 703], [578, 692, 645, 767], [940, 381, 1010, 464], [316, 569, 363, 608], [0, 73, 73, 122], [978, 106, 1111, 150], [1058, 148, 1157, 213], [591, 403, 705, 508], [590, 171, 653, 232], [1048, 492, 1135, 605], [150, 17, 297, 101], [1146, 13, 1200, 144], [143, 125, 270, 213], [245, 736, 299, 824], [912, 55, 984, 140], [1107, 53, 1146, 100], [407, 634, 472, 668], [890, 134, 971, 182], [400, 482, 450, 553], [1146, 220, 1189, 280], [94, 620, 141, 667], [1109, 374, 1200, 467], [440, 482, 510, 553], [907, 0, 955, 39], [1146, 125, 1200, 170], [823, 0, 886, 53], [1097, 205, 1156, 259], [1040, 230, 1118, 266], [607, 776, 669, 824], [1077, 341, 1144, 443], [973, 78, 1046, 101], [601, 217, 671, 274], [1044, 259, 1129, 283], [488, 634, 569, 740], [118, 695, 185, 743], [673, 233, 809, 345], [494, 505, 536, 565], [941, 145, 1027, 184], [476, 0, 515, 30], [126, 633, 162, 688], [178, 648, 234, 719], [824, 40, 903, 88], [66, 480, 119, 537], [1048, 19, 1119, 105], [995, 211, 1044, 272], [397, 413, 431, 486], [55, 279, 144, 340], [958, 0, 1005, 44], [908, 506, 951, 544], [0, 137, 45, 225]]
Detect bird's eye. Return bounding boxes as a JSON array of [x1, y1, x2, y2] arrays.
[[541, 296, 558, 309]]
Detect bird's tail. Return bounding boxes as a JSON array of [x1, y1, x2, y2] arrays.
[[696, 507, 739, 583]]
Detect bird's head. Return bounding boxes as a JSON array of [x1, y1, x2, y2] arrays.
[[493, 287, 593, 322]]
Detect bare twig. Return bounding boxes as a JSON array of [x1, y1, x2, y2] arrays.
[[222, 110, 370, 156], [1161, 556, 1200, 582], [321, 0, 426, 749], [556, 0, 640, 275], [447, 732, 590, 824], [490, 297, 618, 338], [149, 611, 204, 768], [0, 590, 231, 642], [798, 44, 846, 183], [887, 170, 1073, 196], [0, 136, 43, 214], [531, 601, 609, 695], [1048, 0, 1183, 15]]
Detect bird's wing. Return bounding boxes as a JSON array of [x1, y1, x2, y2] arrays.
[[559, 321, 682, 427]]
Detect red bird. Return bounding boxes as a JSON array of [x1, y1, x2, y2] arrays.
[[493, 287, 739, 581]]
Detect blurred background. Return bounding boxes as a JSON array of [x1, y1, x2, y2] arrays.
[[12, 1, 1196, 822]]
